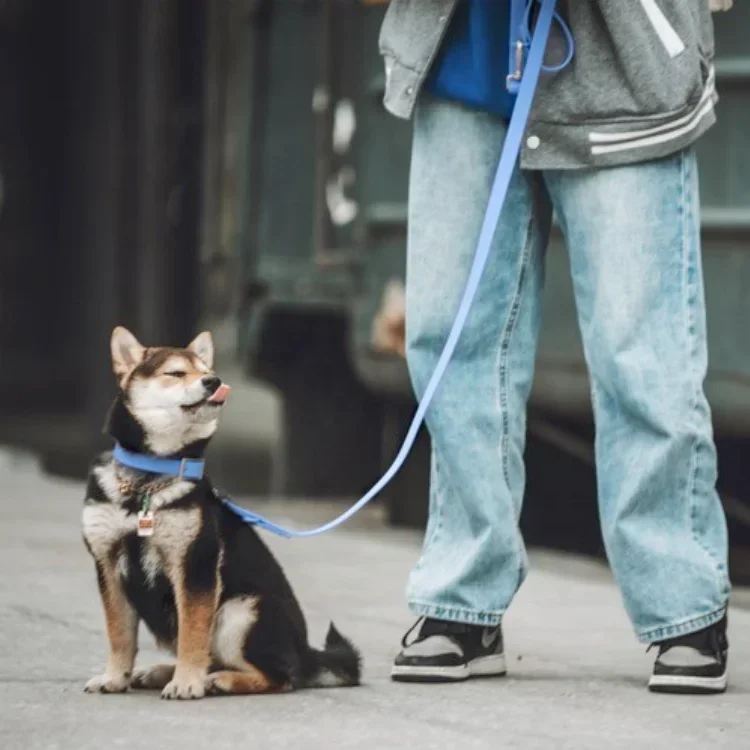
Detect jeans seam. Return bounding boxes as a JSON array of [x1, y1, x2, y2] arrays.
[[494, 199, 536, 599], [682, 150, 702, 561], [496, 207, 535, 488], [680, 150, 726, 587], [415, 458, 446, 573]]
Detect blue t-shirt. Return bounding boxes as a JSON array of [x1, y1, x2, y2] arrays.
[[425, 0, 514, 120]]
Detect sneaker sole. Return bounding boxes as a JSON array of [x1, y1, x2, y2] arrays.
[[391, 653, 507, 683], [648, 671, 728, 694]]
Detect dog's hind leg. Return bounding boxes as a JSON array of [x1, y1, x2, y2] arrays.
[[130, 664, 176, 690], [205, 664, 291, 696]]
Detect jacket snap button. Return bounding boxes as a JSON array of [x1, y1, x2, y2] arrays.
[[527, 135, 541, 149]]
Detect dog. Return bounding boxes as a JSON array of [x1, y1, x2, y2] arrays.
[[81, 326, 361, 699]]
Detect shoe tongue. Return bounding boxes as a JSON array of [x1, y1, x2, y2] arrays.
[[659, 623, 723, 655], [420, 619, 471, 637]]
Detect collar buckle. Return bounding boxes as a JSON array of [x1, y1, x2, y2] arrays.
[[178, 458, 190, 480], [178, 457, 203, 481]]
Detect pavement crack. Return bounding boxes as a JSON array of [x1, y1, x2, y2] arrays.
[[0, 677, 81, 685], [6, 604, 98, 634]]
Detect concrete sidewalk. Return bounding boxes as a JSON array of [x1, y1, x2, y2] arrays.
[[1, 449, 748, 750]]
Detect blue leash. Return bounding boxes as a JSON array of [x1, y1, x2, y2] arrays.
[[113, 0, 569, 539], [219, 0, 568, 538]]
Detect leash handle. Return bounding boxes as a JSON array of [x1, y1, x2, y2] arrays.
[[224, 0, 561, 538], [508, 0, 575, 94]]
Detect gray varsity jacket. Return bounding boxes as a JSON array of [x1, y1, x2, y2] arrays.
[[378, 0, 734, 169]]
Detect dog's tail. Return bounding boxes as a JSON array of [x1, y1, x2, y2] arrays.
[[303, 622, 362, 688]]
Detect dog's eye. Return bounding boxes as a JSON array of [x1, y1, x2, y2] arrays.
[[164, 371, 187, 378]]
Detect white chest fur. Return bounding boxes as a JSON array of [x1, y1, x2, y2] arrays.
[[148, 480, 196, 510], [82, 503, 137, 559], [82, 461, 198, 562]]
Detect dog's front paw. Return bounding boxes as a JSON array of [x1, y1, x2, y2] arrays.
[[161, 671, 206, 700], [84, 673, 130, 694]]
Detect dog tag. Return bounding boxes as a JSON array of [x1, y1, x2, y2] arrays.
[[137, 510, 155, 537]]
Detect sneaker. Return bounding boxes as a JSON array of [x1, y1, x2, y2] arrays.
[[391, 617, 507, 683], [648, 615, 728, 694]]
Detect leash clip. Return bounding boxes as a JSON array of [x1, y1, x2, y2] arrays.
[[506, 40, 525, 93]]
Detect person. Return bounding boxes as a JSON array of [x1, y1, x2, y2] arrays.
[[378, 0, 734, 693]]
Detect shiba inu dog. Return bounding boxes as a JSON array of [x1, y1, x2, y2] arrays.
[[81, 326, 361, 699]]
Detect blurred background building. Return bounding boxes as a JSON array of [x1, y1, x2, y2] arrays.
[[1, 0, 749, 577]]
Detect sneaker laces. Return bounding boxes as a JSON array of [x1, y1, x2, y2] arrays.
[[401, 617, 425, 648], [401, 617, 473, 648]]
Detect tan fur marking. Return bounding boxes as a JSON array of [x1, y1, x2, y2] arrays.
[[206, 666, 288, 696], [150, 354, 208, 388], [160, 589, 218, 699], [100, 562, 138, 673], [84, 559, 138, 693], [155, 507, 222, 699], [175, 592, 217, 672]]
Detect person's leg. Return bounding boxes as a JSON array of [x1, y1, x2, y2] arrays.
[[397, 94, 550, 656], [544, 149, 730, 690]]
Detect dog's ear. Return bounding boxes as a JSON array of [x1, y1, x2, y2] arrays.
[[111, 326, 145, 379], [187, 331, 214, 368]]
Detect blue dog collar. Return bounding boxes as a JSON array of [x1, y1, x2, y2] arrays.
[[113, 443, 205, 481]]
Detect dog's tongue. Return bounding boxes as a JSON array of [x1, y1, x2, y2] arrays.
[[208, 383, 231, 404]]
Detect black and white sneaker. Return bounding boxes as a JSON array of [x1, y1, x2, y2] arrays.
[[391, 617, 507, 683], [648, 615, 728, 694]]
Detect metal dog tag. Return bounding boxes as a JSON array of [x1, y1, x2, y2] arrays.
[[137, 510, 155, 537]]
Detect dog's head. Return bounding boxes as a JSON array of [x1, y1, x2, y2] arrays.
[[106, 326, 230, 457]]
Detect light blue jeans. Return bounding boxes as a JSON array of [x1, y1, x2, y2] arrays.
[[405, 96, 730, 644]]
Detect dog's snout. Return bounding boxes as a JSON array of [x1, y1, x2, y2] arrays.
[[201, 375, 221, 394]]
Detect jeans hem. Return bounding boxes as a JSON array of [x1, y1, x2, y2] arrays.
[[408, 601, 504, 627], [636, 605, 728, 644]]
